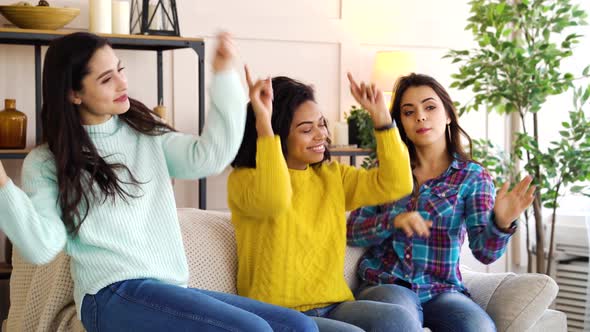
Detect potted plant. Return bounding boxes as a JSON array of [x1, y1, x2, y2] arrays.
[[345, 105, 377, 168], [446, 0, 590, 274]]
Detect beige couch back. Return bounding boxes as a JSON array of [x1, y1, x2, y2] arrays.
[[178, 208, 366, 293]]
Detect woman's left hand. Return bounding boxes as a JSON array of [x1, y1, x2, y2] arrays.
[[494, 175, 536, 231], [212, 32, 237, 73], [347, 73, 392, 128]]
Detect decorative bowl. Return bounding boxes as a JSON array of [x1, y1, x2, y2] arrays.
[[0, 5, 80, 30]]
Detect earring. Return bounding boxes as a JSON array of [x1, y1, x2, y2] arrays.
[[446, 123, 452, 143]]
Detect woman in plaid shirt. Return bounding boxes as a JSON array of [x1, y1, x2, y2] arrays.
[[346, 73, 535, 332]]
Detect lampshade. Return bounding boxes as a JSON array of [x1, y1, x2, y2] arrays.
[[371, 51, 416, 93]]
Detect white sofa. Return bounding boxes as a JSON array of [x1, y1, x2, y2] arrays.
[[5, 208, 566, 331]]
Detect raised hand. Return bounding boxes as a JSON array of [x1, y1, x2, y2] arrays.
[[393, 211, 432, 238], [244, 65, 273, 137], [212, 32, 237, 73], [347, 72, 392, 128], [494, 175, 536, 230], [0, 160, 8, 187]]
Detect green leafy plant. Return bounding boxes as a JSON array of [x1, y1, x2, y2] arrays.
[[345, 105, 377, 169], [472, 138, 515, 185], [446, 0, 590, 274]]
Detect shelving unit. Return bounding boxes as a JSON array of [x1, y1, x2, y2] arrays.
[[0, 28, 209, 209], [330, 146, 372, 166]]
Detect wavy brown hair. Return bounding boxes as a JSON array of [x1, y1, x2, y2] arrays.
[[390, 73, 473, 168], [42, 32, 174, 235]]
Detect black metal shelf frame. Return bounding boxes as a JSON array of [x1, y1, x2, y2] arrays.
[[0, 29, 208, 209], [330, 149, 372, 166]]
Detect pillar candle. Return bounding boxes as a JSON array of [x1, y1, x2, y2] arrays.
[[333, 121, 349, 146], [148, 4, 162, 30], [89, 0, 112, 34], [112, 1, 130, 34]]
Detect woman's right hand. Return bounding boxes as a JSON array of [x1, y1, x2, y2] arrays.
[[244, 65, 274, 137], [0, 160, 8, 187], [393, 211, 432, 238], [347, 72, 393, 128]]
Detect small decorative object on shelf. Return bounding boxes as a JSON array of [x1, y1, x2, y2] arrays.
[[0, 1, 80, 30], [153, 100, 167, 123], [112, 0, 130, 34], [332, 121, 349, 147], [130, 0, 179, 36], [89, 0, 112, 34], [0, 99, 27, 149], [345, 105, 377, 169]]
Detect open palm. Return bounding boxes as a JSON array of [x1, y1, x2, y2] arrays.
[[494, 176, 536, 230]]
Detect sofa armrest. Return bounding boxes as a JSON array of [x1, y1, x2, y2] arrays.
[[462, 267, 559, 332], [526, 309, 567, 332]]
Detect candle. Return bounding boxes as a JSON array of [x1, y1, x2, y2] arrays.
[[148, 4, 162, 30], [89, 0, 112, 34], [112, 1, 130, 34], [333, 121, 349, 146]]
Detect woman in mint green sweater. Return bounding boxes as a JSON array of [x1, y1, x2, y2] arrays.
[[0, 32, 317, 332]]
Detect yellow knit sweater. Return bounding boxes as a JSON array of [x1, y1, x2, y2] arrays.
[[227, 128, 412, 311]]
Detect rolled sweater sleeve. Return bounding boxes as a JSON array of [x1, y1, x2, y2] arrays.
[[163, 69, 247, 179], [340, 127, 412, 211], [0, 149, 66, 265]]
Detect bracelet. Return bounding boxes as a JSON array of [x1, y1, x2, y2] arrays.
[[374, 122, 395, 131]]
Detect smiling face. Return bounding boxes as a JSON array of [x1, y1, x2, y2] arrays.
[[285, 100, 329, 170], [399, 85, 451, 151], [71, 45, 129, 125]]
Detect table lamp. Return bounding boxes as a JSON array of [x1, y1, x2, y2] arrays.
[[371, 51, 416, 106]]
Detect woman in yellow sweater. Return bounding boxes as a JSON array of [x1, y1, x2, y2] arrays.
[[227, 68, 422, 332]]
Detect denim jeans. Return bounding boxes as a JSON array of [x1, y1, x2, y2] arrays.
[[81, 279, 318, 332], [302, 296, 422, 332], [357, 283, 497, 332]]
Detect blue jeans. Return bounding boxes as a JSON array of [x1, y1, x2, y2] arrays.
[[302, 298, 422, 332], [357, 284, 497, 332], [81, 279, 318, 332]]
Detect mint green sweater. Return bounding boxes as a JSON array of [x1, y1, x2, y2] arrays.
[[0, 69, 246, 318]]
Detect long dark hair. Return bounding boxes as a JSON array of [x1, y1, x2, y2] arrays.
[[42, 32, 175, 235], [390, 73, 472, 168], [232, 76, 330, 168]]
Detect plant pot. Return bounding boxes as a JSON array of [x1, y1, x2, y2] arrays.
[[348, 118, 360, 146]]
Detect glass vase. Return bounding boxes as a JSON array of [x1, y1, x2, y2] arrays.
[[0, 99, 27, 149]]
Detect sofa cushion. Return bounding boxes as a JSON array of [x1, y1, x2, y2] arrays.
[[461, 267, 512, 310], [343, 246, 365, 290], [525, 309, 567, 332], [178, 208, 238, 293], [462, 267, 559, 332]]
